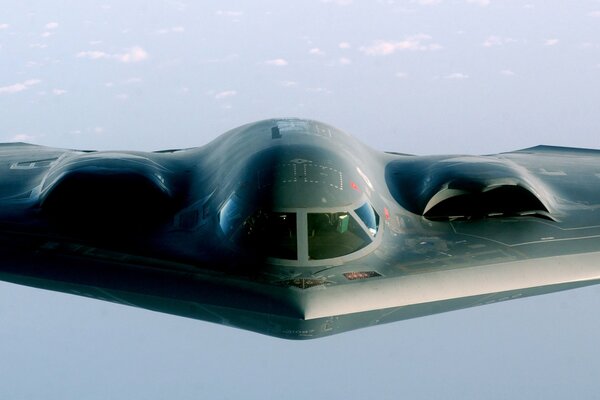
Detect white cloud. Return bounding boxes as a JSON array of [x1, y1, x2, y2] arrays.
[[76, 46, 149, 63], [0, 23, 9, 30], [339, 57, 351, 65], [0, 79, 41, 94], [156, 26, 185, 34], [338, 42, 351, 49], [214, 90, 237, 100], [500, 69, 516, 76], [588, 10, 600, 18], [115, 93, 129, 100], [396, 72, 408, 78], [41, 32, 53, 38], [265, 58, 288, 66], [45, 22, 59, 29], [52, 89, 67, 95], [544, 38, 559, 46], [280, 81, 298, 87], [483, 35, 516, 47], [216, 10, 243, 17], [466, 0, 490, 6], [309, 47, 325, 56], [321, 0, 352, 5], [445, 72, 469, 80], [77, 127, 105, 135], [416, 0, 442, 5], [10, 134, 36, 142], [116, 46, 148, 63], [76, 50, 111, 60], [360, 35, 441, 55], [306, 87, 332, 94]]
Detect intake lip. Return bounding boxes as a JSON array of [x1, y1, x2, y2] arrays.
[[39, 153, 175, 232], [385, 155, 554, 220]]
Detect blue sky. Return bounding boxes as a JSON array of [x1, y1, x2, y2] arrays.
[[1, 1, 600, 398], [2, 0, 600, 154]]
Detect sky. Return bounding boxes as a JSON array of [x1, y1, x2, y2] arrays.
[[1, 0, 600, 398]]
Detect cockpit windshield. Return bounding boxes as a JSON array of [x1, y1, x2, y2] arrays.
[[307, 212, 371, 259], [220, 196, 298, 259], [219, 197, 379, 263]]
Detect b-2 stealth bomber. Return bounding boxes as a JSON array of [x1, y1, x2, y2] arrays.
[[1, 118, 599, 339]]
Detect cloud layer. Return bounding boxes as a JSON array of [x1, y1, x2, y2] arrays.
[[360, 35, 441, 55], [76, 46, 149, 63], [0, 79, 41, 94]]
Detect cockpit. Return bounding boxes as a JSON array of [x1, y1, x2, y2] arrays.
[[217, 140, 382, 266], [219, 196, 380, 264]]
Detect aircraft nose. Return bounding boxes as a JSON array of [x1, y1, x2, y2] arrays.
[[216, 142, 382, 265]]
